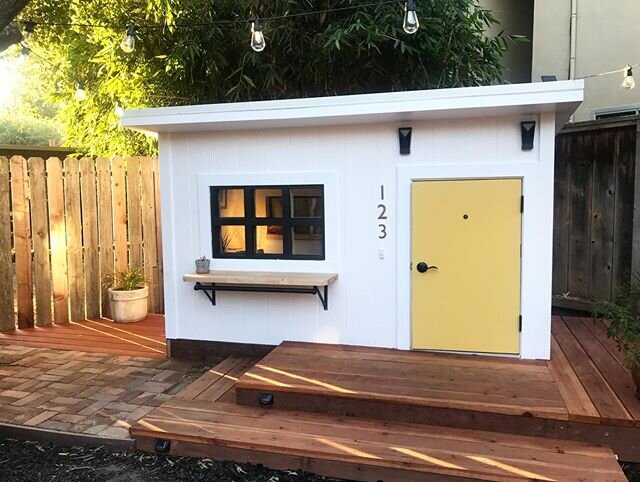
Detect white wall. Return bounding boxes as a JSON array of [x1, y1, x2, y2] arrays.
[[159, 112, 556, 360]]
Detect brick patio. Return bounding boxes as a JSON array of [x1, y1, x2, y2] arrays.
[[0, 344, 208, 439]]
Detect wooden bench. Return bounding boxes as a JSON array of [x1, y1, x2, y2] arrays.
[[183, 271, 338, 310]]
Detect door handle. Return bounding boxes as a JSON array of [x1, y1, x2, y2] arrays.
[[416, 262, 438, 273]]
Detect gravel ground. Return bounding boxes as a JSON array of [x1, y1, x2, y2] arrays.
[[0, 438, 636, 481], [0, 439, 345, 482]]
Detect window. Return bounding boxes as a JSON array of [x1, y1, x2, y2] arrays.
[[210, 185, 325, 260], [594, 107, 640, 120]]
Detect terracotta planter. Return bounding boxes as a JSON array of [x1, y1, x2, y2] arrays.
[[108, 286, 148, 323], [632, 365, 640, 399]]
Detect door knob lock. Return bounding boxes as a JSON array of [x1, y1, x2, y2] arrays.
[[416, 262, 438, 273]]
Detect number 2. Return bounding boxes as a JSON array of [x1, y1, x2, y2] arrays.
[[377, 204, 387, 220]]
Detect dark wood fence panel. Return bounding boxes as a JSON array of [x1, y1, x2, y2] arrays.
[[554, 117, 640, 309], [0, 155, 163, 331]]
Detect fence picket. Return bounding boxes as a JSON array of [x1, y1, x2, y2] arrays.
[[0, 157, 14, 331], [127, 156, 143, 268], [112, 156, 128, 271], [28, 157, 53, 326], [80, 157, 100, 319], [10, 156, 34, 328], [141, 157, 159, 312], [46, 157, 69, 323], [96, 157, 114, 317], [64, 157, 85, 321], [153, 156, 164, 313]]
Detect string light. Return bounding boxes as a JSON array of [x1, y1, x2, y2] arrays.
[[622, 65, 636, 90], [22, 21, 35, 41], [74, 82, 87, 101], [19, 43, 29, 61], [250, 17, 266, 52], [120, 24, 136, 53], [403, 0, 419, 34], [114, 101, 125, 117]]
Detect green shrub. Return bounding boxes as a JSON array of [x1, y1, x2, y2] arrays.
[[104, 267, 148, 291]]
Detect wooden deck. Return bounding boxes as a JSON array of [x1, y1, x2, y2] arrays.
[[235, 315, 640, 461], [0, 314, 166, 358], [131, 356, 626, 482]]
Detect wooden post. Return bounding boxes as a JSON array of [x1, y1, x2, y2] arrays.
[[64, 157, 85, 321], [10, 156, 34, 328], [0, 157, 14, 331], [96, 157, 114, 317], [80, 157, 100, 320], [28, 157, 53, 326], [111, 156, 128, 271], [141, 157, 159, 312], [46, 157, 69, 324], [127, 156, 143, 268]]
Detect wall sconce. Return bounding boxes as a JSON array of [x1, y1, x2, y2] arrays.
[[521, 121, 536, 151], [398, 127, 412, 155]]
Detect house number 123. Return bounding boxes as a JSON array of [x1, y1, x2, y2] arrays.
[[378, 185, 387, 239]]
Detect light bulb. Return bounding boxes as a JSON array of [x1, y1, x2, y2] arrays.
[[251, 17, 266, 52], [114, 101, 125, 117], [74, 82, 87, 101], [120, 25, 136, 53], [622, 65, 636, 90], [403, 0, 419, 34]]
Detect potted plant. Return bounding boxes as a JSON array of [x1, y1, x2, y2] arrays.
[[104, 267, 149, 323], [594, 277, 640, 398], [195, 255, 210, 274]]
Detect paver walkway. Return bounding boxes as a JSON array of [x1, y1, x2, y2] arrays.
[[0, 344, 208, 438]]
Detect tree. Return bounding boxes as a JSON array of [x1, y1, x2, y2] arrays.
[[0, 0, 31, 52], [17, 0, 512, 155]]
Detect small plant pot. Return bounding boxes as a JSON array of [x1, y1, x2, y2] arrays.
[[632, 365, 640, 400], [195, 258, 210, 274], [108, 286, 149, 323]]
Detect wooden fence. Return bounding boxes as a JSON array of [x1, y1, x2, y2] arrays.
[[553, 116, 640, 310], [0, 156, 163, 331]]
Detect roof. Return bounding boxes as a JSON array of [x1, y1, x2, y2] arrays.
[[121, 81, 584, 135]]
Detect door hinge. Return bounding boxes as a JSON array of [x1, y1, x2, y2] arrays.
[[518, 315, 522, 332], [520, 195, 524, 213]]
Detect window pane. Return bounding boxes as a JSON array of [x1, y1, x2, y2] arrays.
[[291, 188, 323, 218], [256, 226, 284, 255], [218, 188, 244, 217], [292, 225, 323, 256], [219, 225, 246, 254], [255, 189, 283, 218]]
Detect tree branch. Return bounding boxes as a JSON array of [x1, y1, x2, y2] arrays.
[[0, 22, 22, 53], [0, 0, 31, 31]]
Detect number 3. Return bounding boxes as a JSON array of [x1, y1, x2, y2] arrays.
[[378, 224, 387, 239]]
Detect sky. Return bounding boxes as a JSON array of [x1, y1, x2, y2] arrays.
[[0, 55, 23, 111]]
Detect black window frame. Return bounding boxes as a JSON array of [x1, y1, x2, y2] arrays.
[[210, 184, 325, 260]]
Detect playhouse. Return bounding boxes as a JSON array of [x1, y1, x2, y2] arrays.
[[122, 80, 583, 360]]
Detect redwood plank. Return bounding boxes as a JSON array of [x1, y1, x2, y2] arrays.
[[96, 157, 114, 317], [176, 357, 245, 400], [10, 156, 34, 328], [64, 157, 85, 321], [111, 156, 127, 271], [570, 317, 640, 420], [552, 317, 632, 423], [547, 333, 599, 422], [195, 358, 256, 401], [27, 157, 52, 326], [126, 156, 143, 268], [79, 158, 100, 319], [0, 157, 14, 331], [141, 157, 159, 312], [46, 157, 69, 324]]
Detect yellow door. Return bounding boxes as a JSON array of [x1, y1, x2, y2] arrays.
[[411, 179, 522, 354]]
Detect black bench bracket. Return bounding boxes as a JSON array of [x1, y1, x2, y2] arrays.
[[193, 282, 329, 310]]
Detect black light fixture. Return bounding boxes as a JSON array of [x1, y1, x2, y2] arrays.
[[521, 121, 536, 151], [398, 127, 412, 155], [541, 75, 558, 82]]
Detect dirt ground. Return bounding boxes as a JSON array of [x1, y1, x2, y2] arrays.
[[0, 438, 343, 482]]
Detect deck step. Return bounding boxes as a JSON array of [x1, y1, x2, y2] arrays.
[[131, 399, 625, 482]]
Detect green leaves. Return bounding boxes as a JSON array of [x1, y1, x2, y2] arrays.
[[18, 0, 510, 155]]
